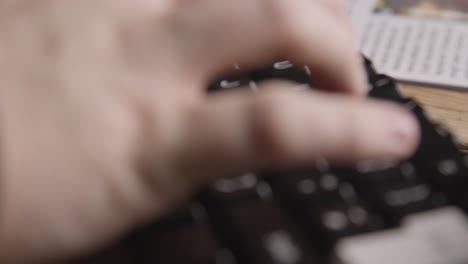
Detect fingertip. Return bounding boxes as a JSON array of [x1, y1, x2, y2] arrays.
[[306, 96, 421, 163], [343, 100, 421, 163], [380, 103, 421, 159]]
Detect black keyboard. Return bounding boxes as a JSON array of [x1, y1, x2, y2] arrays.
[[75, 58, 468, 264]]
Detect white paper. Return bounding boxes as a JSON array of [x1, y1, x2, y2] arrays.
[[347, 0, 468, 90]]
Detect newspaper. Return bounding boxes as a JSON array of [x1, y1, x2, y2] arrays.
[[347, 0, 468, 90]]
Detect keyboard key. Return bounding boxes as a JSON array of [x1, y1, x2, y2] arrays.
[[152, 203, 211, 228], [206, 173, 273, 203], [138, 206, 234, 264], [359, 181, 446, 222], [349, 161, 447, 222], [143, 223, 235, 264], [131, 203, 236, 264], [208, 64, 253, 92], [155, 206, 202, 226], [409, 104, 458, 159], [418, 151, 468, 189], [249, 60, 311, 85], [304, 201, 385, 250], [72, 242, 136, 264], [353, 161, 416, 186], [208, 73, 252, 92], [368, 75, 404, 102], [335, 207, 468, 264], [455, 188, 468, 211], [212, 200, 321, 264], [267, 169, 351, 206], [372, 183, 446, 221]]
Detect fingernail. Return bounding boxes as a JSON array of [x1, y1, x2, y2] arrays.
[[388, 107, 420, 154]]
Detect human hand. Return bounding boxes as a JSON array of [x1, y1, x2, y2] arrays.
[[0, 0, 419, 262]]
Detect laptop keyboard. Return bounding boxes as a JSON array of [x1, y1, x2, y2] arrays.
[[75, 58, 468, 264]]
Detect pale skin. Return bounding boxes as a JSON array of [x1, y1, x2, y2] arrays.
[[0, 0, 419, 262]]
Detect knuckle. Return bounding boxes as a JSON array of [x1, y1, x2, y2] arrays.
[[249, 92, 297, 162], [341, 103, 368, 159], [265, 0, 303, 47], [324, 0, 347, 12]]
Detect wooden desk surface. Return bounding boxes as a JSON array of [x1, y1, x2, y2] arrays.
[[399, 84, 468, 145]]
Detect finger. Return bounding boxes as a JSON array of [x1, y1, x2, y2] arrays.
[[319, 0, 355, 33], [176, 82, 419, 183], [180, 0, 365, 95], [319, 0, 349, 20], [276, 0, 366, 95]]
